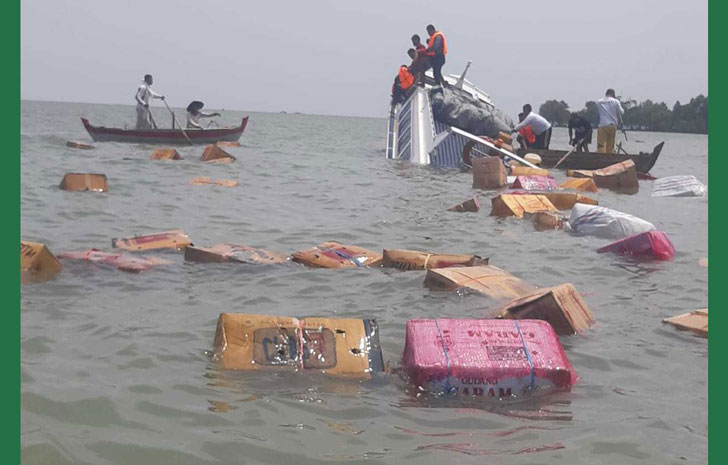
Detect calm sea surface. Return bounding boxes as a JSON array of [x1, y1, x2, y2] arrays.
[[21, 100, 708, 464]]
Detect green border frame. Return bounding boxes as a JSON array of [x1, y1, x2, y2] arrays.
[[709, 1, 718, 463]]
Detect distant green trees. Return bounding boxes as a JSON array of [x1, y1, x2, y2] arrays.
[[538, 95, 707, 134]]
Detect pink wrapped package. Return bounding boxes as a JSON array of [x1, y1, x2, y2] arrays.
[[597, 230, 675, 261], [58, 249, 171, 272], [510, 175, 558, 191], [403, 319, 577, 399]]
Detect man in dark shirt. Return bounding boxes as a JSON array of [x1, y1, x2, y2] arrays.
[[568, 112, 593, 152]]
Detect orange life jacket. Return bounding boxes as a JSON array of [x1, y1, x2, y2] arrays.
[[519, 125, 537, 145], [399, 66, 415, 90], [426, 31, 448, 56]]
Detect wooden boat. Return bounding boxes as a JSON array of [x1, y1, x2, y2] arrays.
[[81, 116, 248, 145], [517, 142, 664, 172]]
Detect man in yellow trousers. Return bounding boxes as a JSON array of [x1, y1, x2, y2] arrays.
[[596, 88, 624, 153]]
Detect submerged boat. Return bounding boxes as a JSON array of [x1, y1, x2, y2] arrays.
[[517, 143, 664, 173], [81, 116, 249, 145]]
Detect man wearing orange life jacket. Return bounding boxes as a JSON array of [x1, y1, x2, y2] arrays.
[[425, 24, 447, 86], [391, 65, 416, 105]]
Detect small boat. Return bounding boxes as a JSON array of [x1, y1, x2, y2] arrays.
[[517, 142, 664, 173], [80, 116, 249, 145]]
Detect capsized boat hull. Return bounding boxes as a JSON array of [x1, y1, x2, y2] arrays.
[[81, 117, 248, 145]]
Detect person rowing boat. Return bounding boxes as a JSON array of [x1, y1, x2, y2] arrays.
[[186, 101, 221, 129], [134, 74, 165, 129]]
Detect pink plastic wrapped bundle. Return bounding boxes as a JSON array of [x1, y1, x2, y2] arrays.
[[597, 231, 675, 261], [58, 249, 171, 272], [510, 175, 558, 191], [403, 319, 577, 400]]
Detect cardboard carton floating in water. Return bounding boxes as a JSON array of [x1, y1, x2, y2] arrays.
[[292, 242, 383, 268], [510, 175, 558, 191], [21, 241, 62, 284], [201, 144, 236, 163], [402, 319, 577, 399], [490, 194, 557, 218], [424, 265, 536, 300], [663, 309, 707, 338], [66, 141, 94, 150], [559, 177, 599, 192], [447, 196, 480, 212], [592, 160, 639, 194], [525, 211, 566, 231], [597, 231, 675, 261], [212, 313, 384, 377], [382, 249, 488, 271], [185, 244, 287, 264], [112, 230, 192, 252], [150, 148, 182, 160], [59, 173, 108, 192], [510, 166, 549, 177], [189, 177, 238, 187], [472, 157, 506, 189], [58, 249, 170, 273]]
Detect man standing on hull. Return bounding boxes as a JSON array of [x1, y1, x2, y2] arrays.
[[425, 24, 447, 86], [596, 88, 624, 153], [135, 74, 165, 130]]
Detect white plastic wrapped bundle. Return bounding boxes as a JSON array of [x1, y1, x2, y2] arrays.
[[651, 175, 706, 197], [569, 204, 655, 239]]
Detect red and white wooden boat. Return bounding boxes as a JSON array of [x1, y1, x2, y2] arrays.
[[81, 116, 248, 145]]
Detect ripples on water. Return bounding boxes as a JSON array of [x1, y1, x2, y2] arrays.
[[21, 101, 707, 464]]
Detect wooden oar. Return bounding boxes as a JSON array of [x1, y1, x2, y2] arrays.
[[552, 138, 584, 169], [147, 107, 158, 129], [162, 99, 194, 146]]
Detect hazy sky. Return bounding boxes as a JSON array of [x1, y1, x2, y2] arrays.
[[22, 0, 707, 118]]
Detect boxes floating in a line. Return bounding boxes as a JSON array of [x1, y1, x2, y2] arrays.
[[559, 177, 599, 192], [510, 175, 558, 191], [510, 166, 549, 177], [490, 194, 557, 218], [66, 141, 94, 150], [597, 231, 675, 261], [21, 241, 62, 283], [292, 242, 383, 268], [402, 319, 577, 399], [58, 249, 170, 272], [447, 196, 480, 212], [59, 173, 108, 192], [663, 309, 707, 338], [189, 177, 238, 187], [150, 148, 182, 160], [185, 244, 287, 264], [472, 157, 506, 189], [201, 144, 236, 163], [569, 204, 655, 239], [382, 249, 488, 271], [213, 313, 384, 376], [424, 265, 536, 299], [112, 230, 192, 252], [651, 175, 706, 198], [498, 283, 594, 335]]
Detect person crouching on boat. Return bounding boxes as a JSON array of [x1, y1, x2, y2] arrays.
[[425, 24, 447, 86], [134, 74, 165, 129], [568, 112, 593, 152], [515, 112, 537, 149], [512, 104, 552, 149], [391, 65, 416, 105], [186, 101, 221, 129], [596, 88, 625, 153]]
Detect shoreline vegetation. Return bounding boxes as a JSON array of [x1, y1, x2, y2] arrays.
[[538, 94, 708, 134]]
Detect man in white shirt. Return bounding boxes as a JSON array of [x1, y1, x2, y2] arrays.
[[512, 104, 552, 149], [596, 88, 624, 153], [186, 101, 220, 129], [135, 74, 165, 129]]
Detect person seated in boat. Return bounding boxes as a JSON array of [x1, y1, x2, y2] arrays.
[[512, 104, 551, 149], [568, 112, 593, 152], [596, 88, 625, 153], [134, 74, 165, 130], [186, 101, 221, 129], [391, 65, 416, 106], [425, 25, 447, 86], [515, 112, 537, 149]]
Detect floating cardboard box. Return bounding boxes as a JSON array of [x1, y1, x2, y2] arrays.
[[559, 177, 599, 192], [59, 173, 108, 192], [150, 148, 182, 160], [663, 309, 708, 338], [66, 141, 94, 150], [382, 249, 488, 271], [403, 319, 577, 399], [112, 230, 192, 252], [525, 211, 566, 231], [510, 175, 558, 191], [21, 241, 62, 283], [510, 166, 549, 177], [651, 175, 706, 197], [570, 204, 655, 239], [597, 230, 675, 261], [291, 241, 383, 268], [212, 313, 384, 376], [541, 192, 597, 210], [189, 177, 238, 187], [472, 157, 507, 189], [58, 249, 170, 273], [567, 169, 594, 178], [447, 196, 480, 213], [497, 132, 513, 144], [215, 141, 242, 147], [201, 144, 236, 163], [424, 265, 536, 299], [498, 283, 594, 335], [185, 244, 287, 264], [490, 194, 557, 218], [592, 160, 639, 194]]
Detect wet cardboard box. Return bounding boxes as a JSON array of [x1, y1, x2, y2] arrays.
[[525, 211, 567, 231], [185, 244, 288, 264], [510, 175, 558, 191], [112, 230, 192, 252], [150, 148, 182, 160], [189, 177, 238, 187], [472, 157, 507, 189], [597, 230, 675, 261], [663, 309, 708, 338], [21, 241, 62, 283], [59, 173, 108, 192], [510, 166, 549, 177], [511, 192, 598, 211], [66, 141, 94, 150], [559, 177, 599, 192], [201, 144, 236, 163], [447, 196, 480, 212], [490, 194, 557, 218], [403, 319, 577, 399], [213, 313, 384, 377], [424, 265, 536, 300], [58, 249, 171, 273], [498, 283, 594, 335], [592, 160, 639, 194], [382, 249, 488, 271], [292, 241, 383, 268]]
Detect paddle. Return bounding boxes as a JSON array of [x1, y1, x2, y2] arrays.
[[162, 99, 194, 146], [552, 137, 584, 169], [147, 106, 158, 129]]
